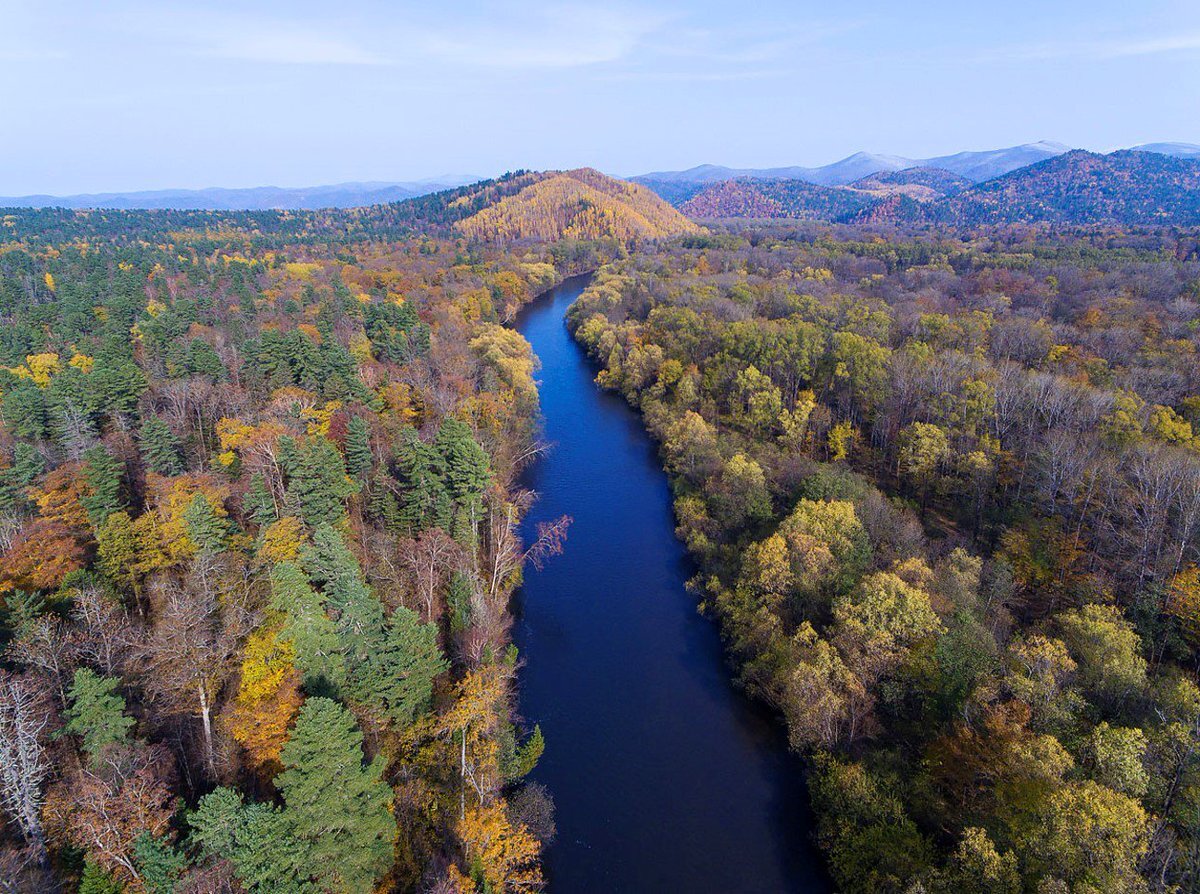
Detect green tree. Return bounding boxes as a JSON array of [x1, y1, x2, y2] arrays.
[[134, 833, 188, 894], [281, 436, 359, 528], [270, 561, 345, 693], [138, 415, 184, 476], [244, 472, 277, 527], [82, 445, 124, 530], [79, 860, 124, 894], [343, 415, 373, 481], [63, 668, 135, 763], [275, 698, 397, 893], [435, 417, 491, 545], [183, 493, 228, 554]]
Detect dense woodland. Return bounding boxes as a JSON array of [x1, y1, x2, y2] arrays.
[[568, 225, 1200, 893], [0, 197, 620, 892], [5, 168, 1200, 894]]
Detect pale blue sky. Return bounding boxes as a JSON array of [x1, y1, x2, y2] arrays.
[[3, 0, 1199, 194]]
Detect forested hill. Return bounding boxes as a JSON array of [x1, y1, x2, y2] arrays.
[[663, 150, 1200, 227], [3, 169, 698, 248]]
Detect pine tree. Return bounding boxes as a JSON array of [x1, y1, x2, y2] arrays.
[[184, 493, 228, 554], [79, 860, 124, 894], [188, 788, 313, 894], [275, 698, 397, 894], [139, 415, 184, 476], [270, 561, 345, 693], [394, 428, 451, 534], [0, 443, 44, 514], [367, 467, 403, 532], [303, 525, 446, 724], [436, 417, 491, 546], [134, 833, 188, 894], [63, 668, 135, 763], [281, 436, 359, 528], [82, 445, 124, 530], [344, 415, 373, 481], [244, 472, 278, 527]]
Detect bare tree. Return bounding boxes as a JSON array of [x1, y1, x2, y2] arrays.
[[0, 673, 52, 860]]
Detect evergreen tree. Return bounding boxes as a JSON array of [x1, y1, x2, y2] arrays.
[[275, 698, 397, 894], [303, 525, 446, 724], [366, 467, 403, 532], [183, 493, 228, 554], [82, 445, 124, 530], [244, 472, 277, 527], [280, 436, 359, 528], [394, 428, 451, 534], [1, 382, 48, 441], [448, 570, 474, 633], [63, 668, 135, 763], [189, 788, 314, 894], [344, 415, 373, 481], [435, 417, 491, 545], [138, 414, 184, 476], [271, 561, 345, 693], [78, 860, 124, 894], [134, 833, 188, 894], [0, 443, 44, 514]]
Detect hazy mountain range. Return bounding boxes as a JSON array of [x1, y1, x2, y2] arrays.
[[0, 176, 482, 211], [677, 149, 1200, 228], [631, 141, 1200, 204]]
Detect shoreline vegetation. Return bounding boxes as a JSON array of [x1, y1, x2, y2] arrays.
[[2, 165, 1200, 894], [0, 192, 625, 892], [566, 225, 1200, 894]]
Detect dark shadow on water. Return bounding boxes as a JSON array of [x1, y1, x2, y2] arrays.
[[511, 274, 829, 893]]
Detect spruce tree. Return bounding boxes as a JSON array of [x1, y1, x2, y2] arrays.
[[394, 428, 450, 534], [367, 467, 403, 532], [78, 861, 124, 894], [63, 668, 135, 763], [275, 698, 397, 894], [139, 414, 184, 476], [134, 833, 188, 894], [435, 417, 491, 545], [82, 445, 124, 530]]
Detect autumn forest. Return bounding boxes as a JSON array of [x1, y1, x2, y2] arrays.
[[3, 162, 1200, 894]]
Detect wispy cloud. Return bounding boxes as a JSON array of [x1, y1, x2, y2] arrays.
[[986, 30, 1200, 63]]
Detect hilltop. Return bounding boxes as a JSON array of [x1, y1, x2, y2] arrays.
[[451, 168, 699, 243]]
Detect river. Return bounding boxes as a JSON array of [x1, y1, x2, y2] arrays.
[[512, 274, 828, 893]]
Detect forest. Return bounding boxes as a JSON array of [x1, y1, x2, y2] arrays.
[[4, 171, 1200, 894], [566, 224, 1200, 893], [0, 199, 606, 892]]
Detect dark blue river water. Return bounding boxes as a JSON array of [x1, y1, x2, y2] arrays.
[[513, 275, 827, 893]]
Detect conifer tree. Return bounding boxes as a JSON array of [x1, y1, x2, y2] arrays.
[[435, 417, 491, 545], [244, 472, 277, 527], [394, 428, 451, 534], [367, 467, 403, 532], [280, 436, 359, 528], [275, 698, 397, 894], [138, 415, 184, 476], [134, 833, 188, 894], [63, 668, 135, 763], [270, 561, 345, 693], [78, 861, 123, 894], [344, 415, 373, 481], [184, 493, 228, 554], [304, 525, 446, 724], [82, 445, 124, 530]]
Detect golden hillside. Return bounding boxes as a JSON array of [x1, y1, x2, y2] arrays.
[[455, 168, 700, 242]]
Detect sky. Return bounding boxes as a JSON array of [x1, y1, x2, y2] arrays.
[[3, 0, 1200, 195]]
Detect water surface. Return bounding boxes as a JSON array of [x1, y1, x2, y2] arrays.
[[513, 274, 828, 893]]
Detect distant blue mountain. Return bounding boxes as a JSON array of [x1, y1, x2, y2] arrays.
[[633, 142, 1073, 189], [0, 176, 483, 211]]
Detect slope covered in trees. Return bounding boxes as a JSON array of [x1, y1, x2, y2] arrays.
[[567, 226, 1200, 893], [0, 203, 598, 891], [665, 150, 1200, 227], [454, 168, 700, 243]]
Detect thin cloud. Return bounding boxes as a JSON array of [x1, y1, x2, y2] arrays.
[[987, 30, 1200, 63]]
